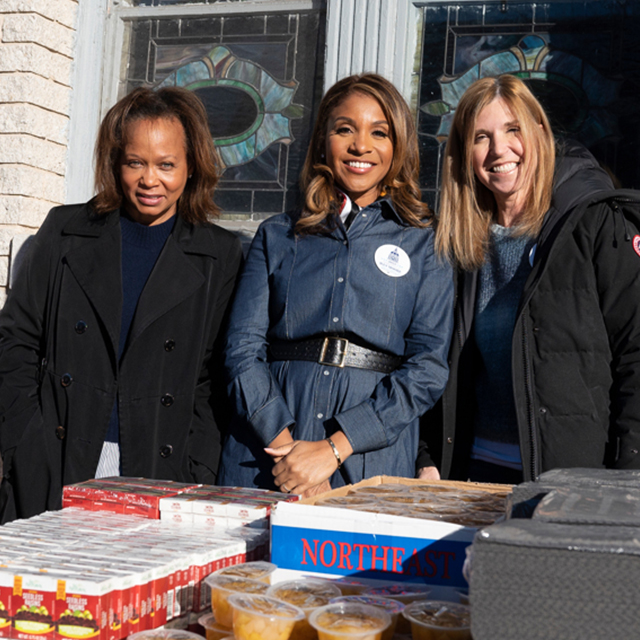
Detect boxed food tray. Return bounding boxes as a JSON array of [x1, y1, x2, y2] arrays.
[[270, 475, 509, 590]]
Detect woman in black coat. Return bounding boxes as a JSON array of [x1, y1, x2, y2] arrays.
[[0, 87, 243, 522], [418, 74, 640, 484]]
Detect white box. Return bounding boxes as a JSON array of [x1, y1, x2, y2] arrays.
[[270, 476, 509, 591]]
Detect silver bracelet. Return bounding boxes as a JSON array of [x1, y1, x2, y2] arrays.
[[326, 437, 342, 469]]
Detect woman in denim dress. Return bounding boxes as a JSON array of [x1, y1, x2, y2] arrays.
[[219, 74, 454, 497]]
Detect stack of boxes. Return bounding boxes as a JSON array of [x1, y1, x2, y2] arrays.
[[0, 476, 298, 640]]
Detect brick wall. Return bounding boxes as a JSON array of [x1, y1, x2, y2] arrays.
[[0, 0, 78, 305]]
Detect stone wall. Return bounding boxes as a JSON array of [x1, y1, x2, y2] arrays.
[[0, 0, 78, 304]]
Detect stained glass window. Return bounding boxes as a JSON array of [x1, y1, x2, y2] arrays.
[[417, 1, 640, 208], [120, 8, 325, 218]]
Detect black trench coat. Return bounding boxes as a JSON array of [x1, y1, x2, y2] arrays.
[[0, 203, 242, 521]]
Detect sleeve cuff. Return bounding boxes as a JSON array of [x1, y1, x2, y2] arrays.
[[250, 395, 296, 446], [334, 401, 388, 454]]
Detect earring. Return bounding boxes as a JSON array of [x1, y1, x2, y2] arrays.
[[188, 174, 193, 179], [380, 186, 387, 197]]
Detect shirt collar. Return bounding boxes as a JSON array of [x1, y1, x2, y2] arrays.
[[335, 189, 404, 224]]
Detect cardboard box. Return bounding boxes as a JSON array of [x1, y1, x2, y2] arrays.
[[270, 476, 509, 591]]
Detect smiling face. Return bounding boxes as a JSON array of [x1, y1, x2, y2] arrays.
[[120, 117, 189, 226], [471, 97, 528, 224], [324, 92, 394, 208]]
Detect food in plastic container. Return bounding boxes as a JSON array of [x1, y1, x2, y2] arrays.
[[267, 580, 342, 640], [128, 629, 204, 640], [407, 502, 467, 515], [315, 496, 376, 509], [213, 561, 276, 584], [331, 578, 371, 596], [228, 593, 304, 640], [350, 484, 408, 496], [308, 602, 391, 640], [198, 613, 233, 640], [328, 595, 404, 640], [455, 491, 499, 503], [443, 511, 503, 527], [204, 575, 269, 628], [362, 583, 431, 605], [378, 494, 434, 505], [362, 583, 431, 634], [407, 485, 459, 495], [402, 600, 471, 640], [357, 504, 410, 517]]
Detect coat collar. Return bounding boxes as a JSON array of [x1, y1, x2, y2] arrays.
[[62, 205, 221, 258], [61, 205, 216, 366]]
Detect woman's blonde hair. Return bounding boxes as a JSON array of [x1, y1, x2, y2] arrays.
[[436, 74, 555, 270], [297, 74, 430, 234]]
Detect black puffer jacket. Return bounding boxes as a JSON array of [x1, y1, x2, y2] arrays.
[[419, 143, 640, 481]]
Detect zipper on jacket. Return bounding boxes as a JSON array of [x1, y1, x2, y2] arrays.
[[521, 324, 538, 480]]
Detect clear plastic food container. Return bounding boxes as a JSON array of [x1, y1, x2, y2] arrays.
[[331, 578, 372, 596], [204, 574, 269, 628], [308, 602, 391, 640], [267, 580, 342, 640], [128, 630, 204, 640], [402, 600, 471, 640], [362, 583, 431, 634], [198, 613, 234, 640], [362, 583, 431, 605], [228, 593, 305, 640], [350, 484, 408, 496], [315, 496, 377, 509], [213, 561, 277, 584], [328, 595, 404, 640]]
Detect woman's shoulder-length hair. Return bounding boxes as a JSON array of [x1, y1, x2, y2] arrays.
[[436, 74, 556, 270], [297, 73, 431, 235], [93, 86, 220, 225]]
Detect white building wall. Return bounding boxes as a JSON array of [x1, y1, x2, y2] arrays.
[[0, 0, 78, 303]]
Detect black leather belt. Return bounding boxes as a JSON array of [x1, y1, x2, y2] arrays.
[[268, 337, 403, 374]]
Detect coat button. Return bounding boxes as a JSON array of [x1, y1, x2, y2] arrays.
[[164, 339, 176, 352], [61, 373, 73, 387], [539, 407, 547, 415], [56, 425, 66, 440], [75, 321, 88, 334], [159, 444, 173, 458], [446, 437, 453, 444], [161, 394, 174, 407]]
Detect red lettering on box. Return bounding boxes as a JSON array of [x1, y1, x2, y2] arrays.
[[406, 549, 423, 577], [370, 546, 390, 571], [352, 544, 371, 571], [320, 541, 337, 568], [301, 539, 319, 566], [337, 543, 353, 570], [422, 550, 438, 578], [438, 551, 455, 580], [391, 547, 405, 573]]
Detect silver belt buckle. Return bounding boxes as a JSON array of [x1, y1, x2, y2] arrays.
[[319, 337, 349, 367]]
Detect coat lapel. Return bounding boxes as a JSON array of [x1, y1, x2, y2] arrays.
[[62, 209, 122, 362], [125, 217, 209, 348]]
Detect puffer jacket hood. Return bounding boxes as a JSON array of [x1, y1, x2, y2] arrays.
[[539, 140, 615, 246]]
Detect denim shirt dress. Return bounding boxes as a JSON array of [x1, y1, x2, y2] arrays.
[[218, 199, 454, 489]]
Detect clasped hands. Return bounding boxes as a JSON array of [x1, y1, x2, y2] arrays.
[[265, 433, 351, 498]]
